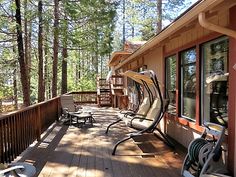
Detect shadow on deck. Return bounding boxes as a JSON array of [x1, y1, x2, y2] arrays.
[[14, 106, 186, 177]]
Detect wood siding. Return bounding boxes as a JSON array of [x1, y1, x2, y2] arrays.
[[228, 5, 236, 175], [116, 2, 236, 175], [165, 9, 229, 54]]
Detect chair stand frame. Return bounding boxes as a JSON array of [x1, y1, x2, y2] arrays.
[[105, 118, 122, 134], [112, 131, 142, 155], [110, 70, 175, 155], [154, 128, 175, 148]]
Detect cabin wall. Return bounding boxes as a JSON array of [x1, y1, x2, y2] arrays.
[[116, 3, 236, 174], [229, 5, 236, 175], [144, 47, 163, 81], [165, 10, 229, 54], [126, 6, 232, 149], [163, 7, 230, 148], [143, 47, 166, 130]]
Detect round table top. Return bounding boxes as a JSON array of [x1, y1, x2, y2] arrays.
[[69, 112, 92, 118]]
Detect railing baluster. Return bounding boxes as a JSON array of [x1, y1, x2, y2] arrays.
[[18, 113, 21, 154], [6, 118, 10, 162], [3, 119, 8, 162], [37, 106, 41, 141], [12, 115, 17, 160], [20, 112, 24, 154], [0, 96, 66, 163], [0, 120, 3, 162], [14, 115, 18, 159], [9, 116, 14, 161], [24, 111, 28, 148], [24, 111, 27, 148], [70, 91, 97, 104]]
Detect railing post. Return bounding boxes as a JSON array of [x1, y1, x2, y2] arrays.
[[57, 97, 61, 121], [37, 106, 42, 141]]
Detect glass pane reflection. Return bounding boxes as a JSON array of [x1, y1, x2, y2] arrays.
[[202, 37, 228, 128], [166, 55, 176, 115], [181, 48, 196, 120]]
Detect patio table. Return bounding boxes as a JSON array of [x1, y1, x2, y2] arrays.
[[69, 112, 94, 126]]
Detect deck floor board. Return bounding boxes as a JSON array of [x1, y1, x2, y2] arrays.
[[15, 106, 186, 177]]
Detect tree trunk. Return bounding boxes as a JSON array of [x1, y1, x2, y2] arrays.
[[61, 12, 68, 94], [61, 47, 68, 94], [44, 19, 51, 99], [38, 0, 45, 102], [81, 50, 84, 77], [13, 50, 18, 110], [24, 0, 32, 94], [28, 21, 32, 86], [100, 56, 103, 78], [75, 51, 80, 88], [122, 0, 126, 49], [15, 0, 30, 106], [0, 99, 2, 113], [44, 50, 49, 99], [157, 0, 162, 33], [13, 68, 18, 109], [24, 0, 28, 73], [52, 0, 59, 97]]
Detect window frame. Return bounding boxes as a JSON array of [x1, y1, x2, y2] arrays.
[[180, 47, 197, 121], [200, 36, 229, 128], [165, 54, 177, 115]]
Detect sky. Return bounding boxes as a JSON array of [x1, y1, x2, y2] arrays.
[[113, 0, 200, 50]]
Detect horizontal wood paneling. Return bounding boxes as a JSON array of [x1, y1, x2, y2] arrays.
[[165, 9, 229, 54]]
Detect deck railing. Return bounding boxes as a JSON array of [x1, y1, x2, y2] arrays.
[[0, 97, 60, 163], [70, 91, 97, 104], [0, 91, 98, 164]]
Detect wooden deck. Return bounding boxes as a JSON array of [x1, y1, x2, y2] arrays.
[[14, 106, 186, 177]]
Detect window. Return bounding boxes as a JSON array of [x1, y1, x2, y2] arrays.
[[201, 37, 228, 127], [138, 65, 147, 72], [165, 55, 177, 115], [180, 48, 196, 120]]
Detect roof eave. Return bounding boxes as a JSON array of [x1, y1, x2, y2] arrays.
[[108, 51, 132, 66], [115, 0, 224, 71]]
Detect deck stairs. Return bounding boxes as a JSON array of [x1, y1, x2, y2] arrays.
[[97, 78, 112, 107], [110, 75, 125, 108]]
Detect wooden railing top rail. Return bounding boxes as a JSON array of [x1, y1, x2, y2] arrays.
[[0, 96, 60, 163], [0, 91, 99, 163], [69, 91, 98, 105], [69, 91, 97, 94], [111, 75, 123, 78], [0, 96, 60, 119], [1, 91, 98, 119]]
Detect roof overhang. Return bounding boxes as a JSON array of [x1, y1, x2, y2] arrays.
[[121, 70, 154, 86], [108, 51, 132, 67], [114, 0, 227, 70]]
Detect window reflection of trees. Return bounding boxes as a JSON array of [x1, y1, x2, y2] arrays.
[[181, 48, 196, 120], [202, 37, 228, 128], [166, 55, 176, 115]]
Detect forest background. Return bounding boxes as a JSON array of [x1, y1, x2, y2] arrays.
[[0, 0, 196, 113]]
